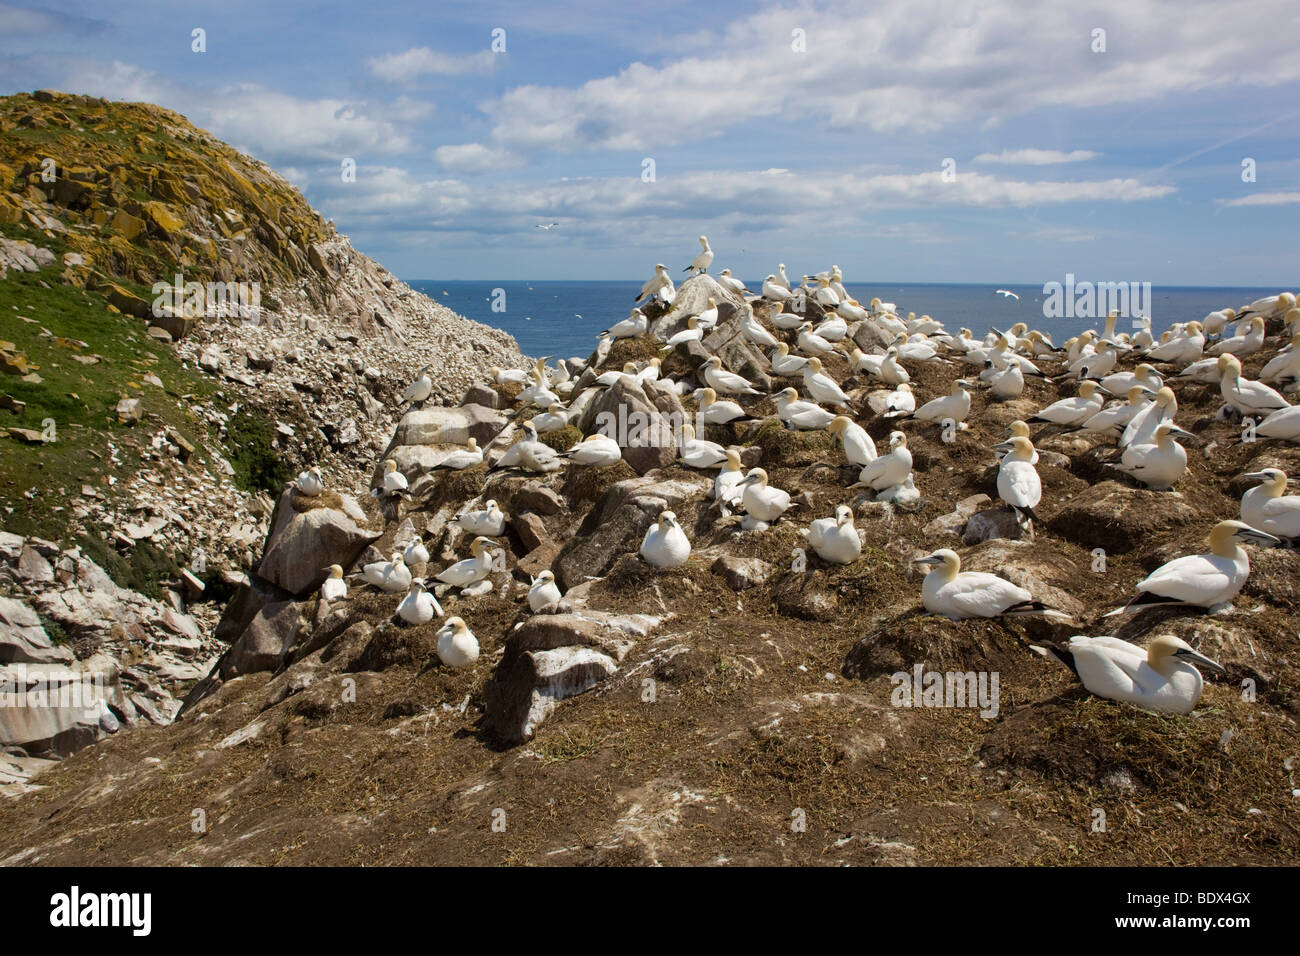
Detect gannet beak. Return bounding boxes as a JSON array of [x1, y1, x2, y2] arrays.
[[1175, 647, 1226, 674], [1235, 526, 1282, 548], [1241, 471, 1272, 482], [1168, 426, 1198, 441], [991, 441, 1014, 453], [912, 554, 943, 566]]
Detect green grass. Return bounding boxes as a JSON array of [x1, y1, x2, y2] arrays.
[[224, 407, 294, 496]]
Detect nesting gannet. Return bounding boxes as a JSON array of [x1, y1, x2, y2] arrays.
[[1240, 468, 1300, 541], [455, 499, 506, 536], [1078, 385, 1153, 436], [814, 313, 849, 343], [713, 448, 746, 510], [762, 275, 794, 301], [1098, 363, 1162, 397], [912, 379, 972, 425], [404, 538, 431, 566], [637, 357, 662, 384], [402, 368, 433, 405], [636, 264, 675, 305], [684, 235, 714, 275], [806, 505, 861, 564], [436, 616, 480, 668], [1237, 290, 1296, 319], [694, 297, 721, 333], [775, 387, 837, 430], [827, 415, 876, 466], [491, 365, 531, 386], [661, 315, 702, 352], [1041, 634, 1224, 714], [1218, 354, 1289, 417], [868, 346, 909, 385], [320, 564, 347, 602], [436, 536, 498, 588], [983, 354, 1024, 400], [1257, 404, 1300, 442], [1121, 386, 1177, 449], [1145, 322, 1205, 364], [717, 269, 747, 295], [529, 570, 563, 611], [770, 301, 803, 330], [851, 431, 911, 492], [1114, 422, 1192, 490], [871, 382, 916, 418], [739, 468, 793, 530], [296, 466, 325, 497], [701, 356, 762, 396], [602, 309, 648, 340], [678, 422, 729, 469], [802, 357, 851, 407], [363, 553, 412, 593], [492, 422, 562, 473], [382, 459, 409, 494], [812, 276, 840, 308], [994, 435, 1042, 531], [397, 580, 440, 626], [796, 323, 836, 357], [432, 437, 483, 471], [914, 549, 1068, 620], [1259, 334, 1300, 384], [594, 363, 640, 387], [1032, 380, 1105, 426], [560, 433, 624, 467], [641, 510, 691, 567], [740, 306, 780, 348], [837, 298, 869, 322], [696, 387, 754, 425], [1207, 316, 1266, 357], [1107, 520, 1280, 615], [770, 342, 810, 377]]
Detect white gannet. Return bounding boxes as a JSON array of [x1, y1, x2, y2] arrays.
[[713, 448, 746, 510], [796, 323, 835, 357], [602, 308, 648, 340], [912, 379, 972, 426], [436, 616, 480, 668], [560, 433, 624, 467], [770, 342, 810, 377], [695, 297, 720, 332], [1098, 363, 1162, 397], [775, 387, 836, 430], [636, 264, 675, 305], [871, 382, 915, 418], [1256, 404, 1300, 442], [1114, 421, 1192, 490], [984, 354, 1024, 400], [637, 357, 662, 384], [701, 356, 762, 396], [432, 437, 483, 471], [661, 315, 702, 352], [717, 269, 747, 295], [455, 499, 506, 536], [872, 347, 910, 386], [740, 306, 780, 349], [914, 549, 1068, 620], [296, 466, 324, 497], [812, 276, 840, 308], [529, 569, 563, 611], [1207, 316, 1266, 357], [397, 580, 441, 626], [1078, 385, 1153, 436], [641, 510, 691, 567], [1259, 334, 1300, 384], [762, 275, 794, 301], [320, 564, 347, 602], [684, 235, 714, 275], [802, 357, 851, 407], [770, 301, 803, 330], [679, 422, 729, 469], [381, 459, 409, 495], [404, 538, 431, 566], [776, 264, 792, 290], [436, 536, 498, 588], [1107, 519, 1280, 615], [837, 298, 870, 322], [1240, 468, 1300, 541], [492, 422, 562, 473], [696, 387, 754, 425], [851, 431, 912, 492], [993, 435, 1041, 532], [1032, 380, 1104, 426], [806, 505, 861, 564], [1145, 321, 1205, 364], [1238, 290, 1296, 320], [1218, 354, 1289, 417], [491, 365, 530, 386], [814, 313, 849, 343], [1041, 634, 1224, 715], [1120, 386, 1177, 449], [827, 415, 876, 466], [402, 367, 433, 405], [739, 468, 792, 530], [362, 552, 412, 593]]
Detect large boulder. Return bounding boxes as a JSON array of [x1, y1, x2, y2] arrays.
[[219, 600, 307, 679], [1047, 481, 1199, 553], [577, 377, 684, 475], [257, 488, 379, 597], [388, 404, 506, 448], [0, 654, 125, 757], [0, 596, 73, 665]]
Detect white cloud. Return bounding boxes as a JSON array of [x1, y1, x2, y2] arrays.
[[974, 149, 1100, 165], [367, 47, 495, 84], [1218, 192, 1300, 207], [433, 143, 523, 172]]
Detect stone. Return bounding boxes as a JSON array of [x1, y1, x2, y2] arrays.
[[924, 494, 991, 538], [257, 487, 379, 597], [773, 571, 840, 621], [711, 555, 774, 590], [513, 484, 565, 516], [0, 596, 73, 665], [114, 397, 142, 424], [462, 384, 500, 409], [511, 511, 549, 553], [962, 506, 1025, 544], [1047, 481, 1198, 553], [388, 404, 507, 448], [575, 377, 683, 475], [219, 600, 305, 678], [16, 546, 54, 584], [0, 656, 124, 757]]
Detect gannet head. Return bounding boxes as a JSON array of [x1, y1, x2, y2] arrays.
[[993, 435, 1035, 461], [953, 379, 972, 392], [1147, 634, 1225, 676], [741, 467, 769, 488], [699, 386, 718, 404], [680, 422, 697, 441], [698, 236, 708, 247], [913, 548, 960, 574], [1008, 420, 1031, 439], [623, 361, 637, 373], [466, 437, 479, 450], [1216, 353, 1241, 378], [391, 552, 406, 567], [522, 421, 539, 440], [535, 570, 555, 585], [827, 415, 851, 435], [705, 296, 716, 308], [774, 342, 790, 356], [888, 430, 908, 449], [1209, 518, 1280, 555], [1126, 385, 1149, 403], [807, 356, 823, 374], [723, 448, 742, 470], [1154, 386, 1177, 407], [1280, 292, 1296, 309], [1079, 381, 1100, 399], [1242, 467, 1289, 494], [655, 264, 668, 273], [409, 579, 427, 594], [444, 616, 468, 635], [835, 504, 853, 526], [328, 564, 343, 578], [658, 510, 679, 529]]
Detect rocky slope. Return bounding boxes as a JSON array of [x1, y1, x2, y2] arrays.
[[1, 273, 1296, 864]]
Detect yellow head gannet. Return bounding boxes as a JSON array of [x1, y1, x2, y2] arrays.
[[740, 305, 780, 349], [436, 616, 480, 668], [696, 386, 753, 425], [661, 315, 702, 352], [602, 308, 648, 340], [640, 510, 691, 567], [806, 505, 861, 564], [1120, 386, 1177, 449], [455, 499, 506, 536], [802, 356, 851, 407], [914, 549, 1068, 620], [678, 422, 729, 469], [992, 435, 1041, 528], [432, 437, 483, 472], [1079, 384, 1154, 436], [528, 569, 563, 612], [381, 459, 409, 494], [762, 275, 794, 302], [1259, 333, 1300, 384], [402, 367, 433, 405], [912, 379, 972, 425], [770, 342, 810, 376], [1042, 634, 1225, 715], [1240, 468, 1300, 541], [739, 468, 792, 530], [320, 564, 347, 602], [436, 536, 498, 589], [717, 269, 747, 295], [1032, 380, 1104, 426], [397, 579, 440, 626], [636, 264, 675, 305], [827, 414, 876, 466], [362, 552, 411, 593], [684, 235, 713, 276], [1114, 421, 1192, 490], [561, 433, 624, 467], [701, 355, 762, 396], [1207, 316, 1266, 357], [1218, 354, 1289, 417], [775, 387, 836, 430], [851, 430, 911, 492], [796, 322, 835, 357], [404, 537, 431, 566], [296, 466, 324, 497], [713, 448, 746, 510]]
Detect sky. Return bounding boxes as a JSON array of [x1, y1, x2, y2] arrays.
[[1, 0, 1298, 286]]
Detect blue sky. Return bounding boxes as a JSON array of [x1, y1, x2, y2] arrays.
[[2, 0, 1298, 285]]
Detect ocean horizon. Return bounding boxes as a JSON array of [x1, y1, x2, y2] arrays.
[[407, 278, 1287, 362]]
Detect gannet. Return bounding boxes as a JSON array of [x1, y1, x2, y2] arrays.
[[762, 275, 794, 301], [595, 362, 640, 387], [1098, 363, 1162, 397], [851, 431, 911, 492], [1032, 380, 1105, 426], [320, 564, 347, 602], [740, 306, 780, 349], [1107, 520, 1280, 615], [455, 499, 506, 536], [1023, 330, 1059, 358], [491, 365, 531, 386], [837, 298, 869, 322], [827, 415, 876, 466], [684, 236, 713, 275], [695, 297, 719, 331], [1218, 354, 1289, 417], [701, 356, 761, 396], [775, 388, 836, 429], [713, 449, 746, 510], [994, 436, 1041, 531], [775, 264, 792, 290], [1071, 343, 1120, 381], [404, 538, 431, 566], [770, 343, 810, 377], [717, 269, 747, 294], [1120, 386, 1177, 449], [812, 276, 840, 308], [1041, 634, 1224, 714], [984, 354, 1024, 400], [912, 379, 972, 425], [739, 468, 792, 530], [1207, 316, 1266, 357], [1115, 422, 1192, 490], [637, 357, 662, 384], [1078, 385, 1152, 436], [770, 301, 803, 330], [1260, 334, 1300, 384], [436, 536, 498, 588], [529, 570, 563, 611], [602, 309, 648, 340], [871, 382, 915, 418], [796, 323, 835, 357], [432, 437, 483, 471], [382, 459, 409, 494], [641, 510, 691, 567], [802, 357, 850, 407], [1202, 307, 1236, 337], [696, 387, 754, 425], [894, 336, 939, 363], [661, 315, 702, 352], [636, 264, 675, 305], [875, 347, 911, 385], [530, 406, 572, 434], [914, 549, 1068, 620], [436, 616, 479, 668], [362, 553, 412, 593], [806, 505, 861, 564], [1257, 404, 1300, 442], [397, 580, 440, 626], [1145, 322, 1205, 364], [402, 368, 433, 405], [492, 422, 561, 473], [1240, 468, 1300, 541], [679, 422, 729, 469], [813, 313, 849, 343], [296, 466, 324, 497], [560, 433, 624, 467], [870, 297, 897, 316], [1237, 290, 1296, 320]]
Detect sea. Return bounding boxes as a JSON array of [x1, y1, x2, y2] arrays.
[[406, 279, 1286, 362]]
